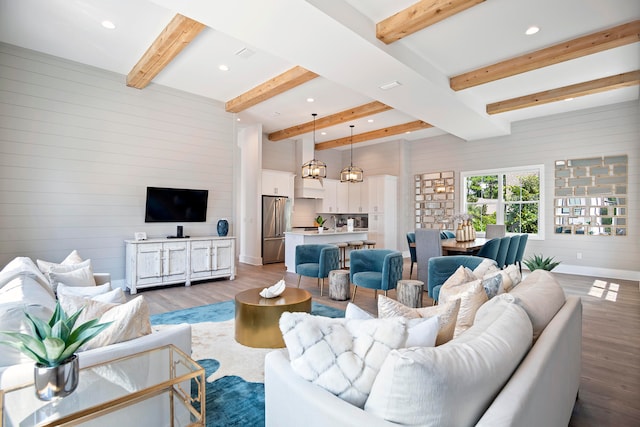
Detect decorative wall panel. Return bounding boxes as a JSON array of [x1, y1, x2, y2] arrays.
[[554, 155, 627, 236], [415, 171, 455, 229]]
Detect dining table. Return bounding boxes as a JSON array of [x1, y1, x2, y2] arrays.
[[410, 237, 489, 256]]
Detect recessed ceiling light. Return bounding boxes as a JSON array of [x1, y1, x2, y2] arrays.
[[307, 98, 315, 103], [101, 20, 116, 30], [321, 131, 327, 135], [218, 65, 230, 71], [236, 118, 241, 121], [380, 80, 401, 90], [405, 131, 411, 134], [367, 119, 374, 123], [525, 26, 540, 35], [564, 97, 574, 102]]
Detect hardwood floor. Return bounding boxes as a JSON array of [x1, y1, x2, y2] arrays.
[[130, 259, 640, 427]]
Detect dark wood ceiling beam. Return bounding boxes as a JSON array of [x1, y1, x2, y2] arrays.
[[377, 0, 486, 44], [268, 101, 392, 141], [487, 70, 640, 115], [316, 121, 432, 150], [451, 20, 640, 91], [225, 66, 319, 113], [127, 14, 205, 89]]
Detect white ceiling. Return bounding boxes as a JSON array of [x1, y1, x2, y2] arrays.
[[0, 0, 638, 147]]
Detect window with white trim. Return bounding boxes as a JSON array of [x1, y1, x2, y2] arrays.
[[461, 165, 544, 238]]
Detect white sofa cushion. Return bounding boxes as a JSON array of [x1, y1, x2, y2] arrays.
[[346, 302, 439, 348], [377, 295, 460, 345], [0, 257, 51, 293], [472, 258, 499, 279], [508, 269, 566, 340], [439, 279, 489, 338], [364, 297, 533, 426], [57, 282, 112, 298], [45, 260, 96, 293], [279, 312, 407, 408], [36, 250, 83, 274]]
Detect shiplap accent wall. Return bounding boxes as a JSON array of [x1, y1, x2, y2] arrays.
[[408, 101, 639, 279], [0, 43, 235, 281]]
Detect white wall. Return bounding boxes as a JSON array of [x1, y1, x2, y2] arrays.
[[408, 101, 639, 279], [0, 43, 235, 281]]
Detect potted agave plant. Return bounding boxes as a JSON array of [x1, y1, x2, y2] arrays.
[[523, 254, 561, 271], [0, 302, 112, 401]]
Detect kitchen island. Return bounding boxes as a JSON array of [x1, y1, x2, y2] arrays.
[[284, 229, 368, 273]]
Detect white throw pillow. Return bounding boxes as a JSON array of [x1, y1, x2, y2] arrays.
[[279, 311, 407, 408], [508, 269, 566, 340], [377, 295, 460, 345], [472, 258, 499, 279], [485, 264, 522, 292], [36, 250, 84, 274], [48, 262, 96, 293], [364, 297, 532, 426], [439, 266, 478, 303], [345, 302, 439, 348], [57, 282, 111, 298], [439, 279, 489, 339], [92, 288, 126, 304]]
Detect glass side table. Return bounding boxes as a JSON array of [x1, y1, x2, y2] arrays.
[[1, 345, 204, 427]]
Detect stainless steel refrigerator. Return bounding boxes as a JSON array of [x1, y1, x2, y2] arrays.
[[262, 195, 288, 264]]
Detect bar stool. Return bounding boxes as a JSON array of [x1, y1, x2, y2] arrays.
[[347, 240, 364, 268], [363, 239, 376, 248], [335, 242, 348, 269]]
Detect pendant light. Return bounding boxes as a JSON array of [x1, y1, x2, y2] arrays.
[[301, 113, 327, 180], [340, 125, 364, 183]]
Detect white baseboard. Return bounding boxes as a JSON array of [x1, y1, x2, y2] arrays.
[[239, 255, 263, 265], [552, 264, 640, 282]]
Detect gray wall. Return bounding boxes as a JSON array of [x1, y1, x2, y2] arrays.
[[0, 43, 235, 281]]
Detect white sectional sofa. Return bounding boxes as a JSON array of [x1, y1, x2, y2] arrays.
[[0, 257, 191, 390], [265, 270, 582, 427]]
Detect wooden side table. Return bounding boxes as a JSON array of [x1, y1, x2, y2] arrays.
[[235, 287, 311, 348], [397, 279, 424, 308]]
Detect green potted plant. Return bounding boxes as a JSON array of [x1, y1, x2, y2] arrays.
[[0, 302, 112, 400], [523, 254, 561, 271], [315, 215, 326, 233]]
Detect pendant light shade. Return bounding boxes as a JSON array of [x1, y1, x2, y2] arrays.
[[340, 125, 363, 183], [301, 113, 327, 180]]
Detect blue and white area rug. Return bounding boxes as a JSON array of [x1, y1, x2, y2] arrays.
[[150, 300, 344, 427]]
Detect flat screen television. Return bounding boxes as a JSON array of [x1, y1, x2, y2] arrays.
[[144, 187, 208, 223]]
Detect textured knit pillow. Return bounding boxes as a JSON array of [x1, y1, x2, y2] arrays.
[[279, 311, 407, 408], [346, 302, 439, 348], [377, 295, 460, 345]]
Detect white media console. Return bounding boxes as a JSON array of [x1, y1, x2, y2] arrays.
[[125, 236, 235, 294]]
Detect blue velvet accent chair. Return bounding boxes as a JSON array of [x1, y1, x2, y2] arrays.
[[350, 249, 403, 302], [440, 230, 456, 239], [515, 234, 529, 272], [476, 237, 501, 262], [504, 235, 522, 267], [495, 236, 512, 269], [427, 255, 485, 303], [406, 232, 417, 279], [295, 244, 340, 296]]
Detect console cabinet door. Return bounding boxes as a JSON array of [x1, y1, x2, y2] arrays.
[[135, 243, 163, 286], [190, 240, 212, 278], [213, 239, 233, 275], [163, 242, 187, 283]]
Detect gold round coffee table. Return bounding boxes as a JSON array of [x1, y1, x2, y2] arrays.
[[234, 287, 312, 348]]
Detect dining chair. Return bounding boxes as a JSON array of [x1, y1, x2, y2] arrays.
[[415, 229, 443, 286], [485, 224, 506, 239], [504, 235, 522, 267], [476, 237, 501, 262], [350, 249, 403, 302], [495, 236, 512, 269], [406, 232, 417, 279], [295, 244, 340, 296], [440, 230, 456, 239], [515, 234, 529, 272]]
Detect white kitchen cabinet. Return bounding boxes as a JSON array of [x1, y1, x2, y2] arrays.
[[317, 179, 339, 213], [262, 169, 294, 199], [347, 181, 367, 213], [366, 175, 397, 250], [125, 237, 235, 294]]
